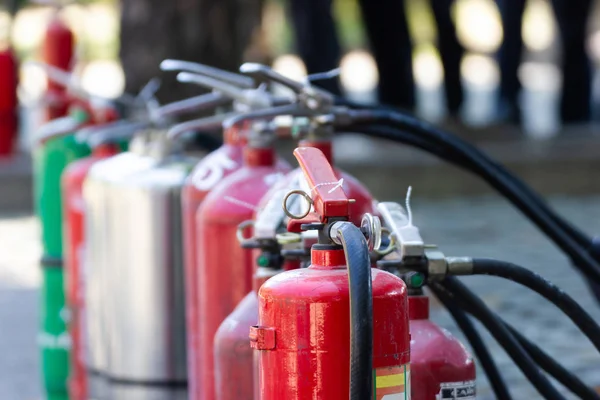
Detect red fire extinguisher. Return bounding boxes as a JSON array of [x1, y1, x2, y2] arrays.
[[42, 10, 75, 121], [213, 173, 307, 400], [252, 147, 411, 399], [212, 128, 379, 399], [377, 202, 476, 400], [409, 290, 476, 400], [0, 46, 18, 156], [62, 141, 120, 400], [193, 121, 290, 400], [181, 122, 246, 399]]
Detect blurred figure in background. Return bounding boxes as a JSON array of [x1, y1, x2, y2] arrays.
[[496, 0, 593, 125], [288, 0, 465, 116]]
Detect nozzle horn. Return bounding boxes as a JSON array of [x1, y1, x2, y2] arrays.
[[160, 59, 255, 88]]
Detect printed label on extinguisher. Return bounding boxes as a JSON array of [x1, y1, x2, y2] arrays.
[[436, 380, 476, 400], [192, 153, 238, 191], [374, 364, 410, 400]]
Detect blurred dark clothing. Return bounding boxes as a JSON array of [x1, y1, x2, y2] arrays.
[[289, 0, 465, 114], [550, 0, 593, 122], [288, 0, 343, 95], [496, 0, 592, 123], [496, 0, 526, 123], [427, 0, 465, 115]]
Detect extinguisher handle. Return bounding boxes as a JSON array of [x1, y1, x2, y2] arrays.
[[293, 147, 349, 221]]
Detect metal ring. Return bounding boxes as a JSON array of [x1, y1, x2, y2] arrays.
[[236, 220, 255, 244], [376, 228, 397, 256], [275, 232, 302, 245], [283, 190, 313, 220]]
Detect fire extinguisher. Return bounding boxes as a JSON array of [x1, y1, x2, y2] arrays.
[[194, 119, 291, 400], [377, 202, 476, 400], [211, 117, 379, 399], [252, 147, 411, 399], [62, 140, 121, 400], [213, 173, 308, 400], [41, 6, 75, 121], [0, 46, 18, 157]]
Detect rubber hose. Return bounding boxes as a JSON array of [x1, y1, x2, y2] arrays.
[[430, 284, 513, 400], [442, 277, 566, 400], [471, 258, 600, 352], [334, 222, 374, 400], [434, 281, 600, 400], [343, 116, 600, 286], [336, 98, 590, 249], [350, 124, 600, 303]]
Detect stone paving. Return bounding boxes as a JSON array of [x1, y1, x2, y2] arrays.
[[1, 195, 600, 399]]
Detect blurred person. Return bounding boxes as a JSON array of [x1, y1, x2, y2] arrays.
[[289, 0, 465, 115], [496, 0, 593, 124]]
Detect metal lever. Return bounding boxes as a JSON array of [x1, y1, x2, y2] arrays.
[[177, 72, 273, 109], [239, 63, 335, 109], [151, 92, 231, 122], [160, 59, 255, 89], [292, 147, 349, 221], [166, 111, 239, 140], [86, 121, 149, 148], [377, 202, 425, 259], [240, 63, 305, 94]]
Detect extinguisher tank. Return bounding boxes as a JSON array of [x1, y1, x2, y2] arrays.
[[253, 147, 411, 400], [62, 143, 120, 400], [213, 175, 303, 400], [194, 125, 290, 400], [409, 294, 476, 400], [0, 47, 18, 156], [182, 125, 245, 397]]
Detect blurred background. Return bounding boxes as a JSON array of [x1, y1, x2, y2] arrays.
[[1, 0, 600, 398]]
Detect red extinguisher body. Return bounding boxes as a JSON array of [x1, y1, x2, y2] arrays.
[[62, 144, 119, 400], [43, 15, 75, 120], [409, 295, 476, 400], [194, 145, 290, 400], [253, 248, 411, 399], [182, 128, 245, 397], [0, 47, 18, 156], [214, 258, 300, 400]]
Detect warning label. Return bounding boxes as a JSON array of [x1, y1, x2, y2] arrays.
[[437, 381, 476, 399], [374, 364, 411, 400]]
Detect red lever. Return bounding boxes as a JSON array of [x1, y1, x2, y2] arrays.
[[293, 147, 349, 220]]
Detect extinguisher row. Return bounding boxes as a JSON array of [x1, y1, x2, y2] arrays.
[[32, 56, 600, 400]]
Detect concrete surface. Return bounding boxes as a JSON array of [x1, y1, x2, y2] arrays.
[[1, 195, 600, 399]]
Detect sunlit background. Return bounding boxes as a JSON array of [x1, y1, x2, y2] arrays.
[[2, 0, 600, 141]]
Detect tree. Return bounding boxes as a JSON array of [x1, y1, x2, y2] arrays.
[[118, 0, 268, 103]]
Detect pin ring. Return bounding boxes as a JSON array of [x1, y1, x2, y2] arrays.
[[283, 190, 313, 220]]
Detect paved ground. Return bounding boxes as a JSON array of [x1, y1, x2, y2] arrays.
[[1, 195, 600, 399]]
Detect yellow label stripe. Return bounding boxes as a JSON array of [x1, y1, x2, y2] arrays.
[[376, 373, 405, 389]]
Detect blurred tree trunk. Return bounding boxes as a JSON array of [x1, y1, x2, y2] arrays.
[[119, 0, 269, 103]]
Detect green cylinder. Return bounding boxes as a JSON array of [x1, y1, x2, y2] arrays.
[[33, 109, 90, 399]]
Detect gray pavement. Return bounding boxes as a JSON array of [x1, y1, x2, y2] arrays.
[[1, 196, 600, 399]]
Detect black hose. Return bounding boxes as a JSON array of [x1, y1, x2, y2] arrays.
[[342, 118, 600, 286], [470, 258, 600, 352], [334, 222, 374, 400], [441, 277, 566, 400], [336, 98, 591, 249], [351, 124, 600, 302], [505, 324, 600, 400], [434, 281, 600, 400], [429, 285, 513, 400]]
